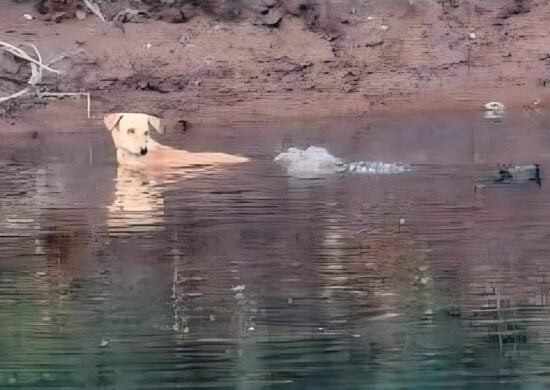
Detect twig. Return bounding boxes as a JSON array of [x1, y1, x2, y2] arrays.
[[46, 49, 85, 67], [0, 43, 42, 103], [26, 44, 42, 85], [0, 40, 60, 74], [83, 0, 106, 22]]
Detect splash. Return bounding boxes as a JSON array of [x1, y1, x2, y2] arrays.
[[274, 146, 410, 178]]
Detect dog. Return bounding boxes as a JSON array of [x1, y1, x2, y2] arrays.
[[103, 113, 249, 171]]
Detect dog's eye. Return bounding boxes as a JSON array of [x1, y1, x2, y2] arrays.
[[127, 128, 135, 134], [144, 131, 149, 136]]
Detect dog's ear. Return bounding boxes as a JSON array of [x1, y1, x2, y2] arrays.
[[104, 113, 124, 132], [147, 115, 164, 135]]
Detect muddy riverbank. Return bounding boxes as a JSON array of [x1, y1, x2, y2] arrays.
[[1, 0, 550, 132]]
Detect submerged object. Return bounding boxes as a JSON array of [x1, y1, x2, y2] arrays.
[[344, 160, 410, 174], [483, 101, 506, 120], [484, 101, 505, 111], [274, 146, 410, 178], [494, 164, 540, 185]]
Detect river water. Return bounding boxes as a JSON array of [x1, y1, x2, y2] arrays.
[[1, 109, 550, 388]]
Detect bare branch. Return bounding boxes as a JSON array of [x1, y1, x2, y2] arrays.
[[83, 0, 106, 22]]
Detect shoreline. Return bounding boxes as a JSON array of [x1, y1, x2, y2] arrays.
[[1, 0, 549, 131]]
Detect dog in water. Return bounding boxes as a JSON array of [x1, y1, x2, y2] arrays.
[[103, 113, 249, 171]]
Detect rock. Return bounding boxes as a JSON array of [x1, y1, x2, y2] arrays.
[[176, 119, 189, 133], [53, 12, 68, 23], [23, 14, 34, 20], [114, 8, 148, 23], [420, 276, 431, 285], [155, 7, 187, 24], [263, 8, 283, 27], [75, 10, 86, 20], [261, 0, 279, 7], [484, 101, 505, 111], [497, 3, 530, 19], [379, 25, 389, 31], [283, 0, 308, 16], [447, 305, 461, 317], [365, 38, 384, 47]]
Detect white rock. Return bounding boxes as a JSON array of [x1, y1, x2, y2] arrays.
[[380, 25, 390, 31], [484, 101, 505, 111], [76, 10, 86, 20], [469, 32, 476, 39], [23, 14, 34, 20]]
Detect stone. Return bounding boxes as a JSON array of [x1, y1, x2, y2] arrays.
[[365, 38, 384, 47], [76, 10, 86, 20], [263, 8, 283, 27], [261, 0, 278, 7], [53, 12, 68, 23]]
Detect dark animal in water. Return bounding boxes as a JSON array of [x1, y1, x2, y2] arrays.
[[495, 164, 541, 185]]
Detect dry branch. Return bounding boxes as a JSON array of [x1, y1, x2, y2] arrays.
[[0, 41, 91, 118], [83, 0, 106, 22]]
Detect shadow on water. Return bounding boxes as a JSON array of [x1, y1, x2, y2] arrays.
[[2, 109, 550, 388]]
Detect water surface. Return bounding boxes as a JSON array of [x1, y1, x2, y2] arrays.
[[2, 110, 550, 388]]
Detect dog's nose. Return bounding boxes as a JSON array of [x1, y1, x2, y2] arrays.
[[140, 147, 148, 156]]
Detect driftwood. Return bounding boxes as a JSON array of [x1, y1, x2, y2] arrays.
[[0, 41, 91, 118], [83, 0, 106, 22]]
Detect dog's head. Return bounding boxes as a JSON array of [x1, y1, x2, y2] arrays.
[[103, 113, 164, 156]]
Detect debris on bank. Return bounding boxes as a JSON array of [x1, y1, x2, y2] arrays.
[[0, 40, 91, 118]]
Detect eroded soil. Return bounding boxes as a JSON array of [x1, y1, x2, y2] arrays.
[[1, 0, 550, 132]]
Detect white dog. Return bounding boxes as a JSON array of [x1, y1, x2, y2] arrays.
[[103, 113, 249, 170]]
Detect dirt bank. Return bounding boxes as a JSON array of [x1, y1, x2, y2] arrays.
[[1, 0, 550, 132]]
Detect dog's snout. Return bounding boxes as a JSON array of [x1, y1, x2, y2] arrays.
[[140, 147, 148, 156]]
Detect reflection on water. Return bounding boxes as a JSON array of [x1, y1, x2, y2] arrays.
[[2, 110, 550, 388], [107, 167, 166, 235]]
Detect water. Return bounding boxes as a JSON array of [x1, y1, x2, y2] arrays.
[[2, 109, 550, 388]]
